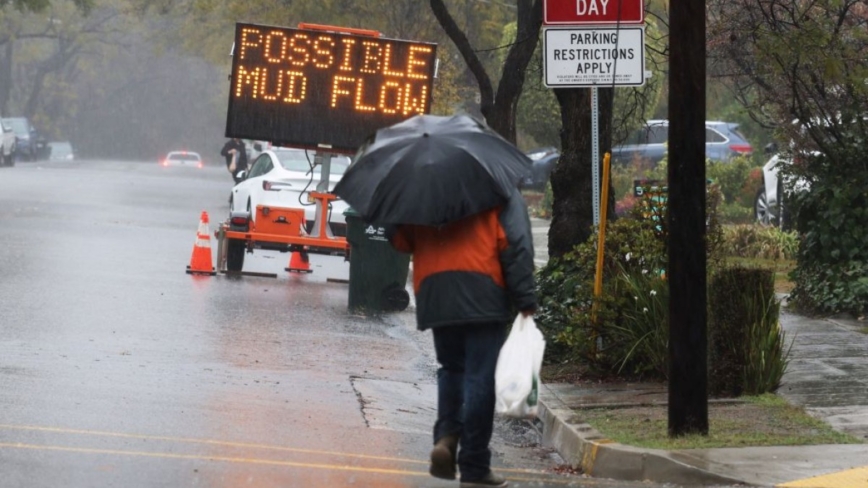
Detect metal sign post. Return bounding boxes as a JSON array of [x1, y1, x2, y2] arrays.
[[591, 87, 600, 225], [309, 145, 337, 239]]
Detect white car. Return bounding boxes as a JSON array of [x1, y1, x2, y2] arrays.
[[160, 150, 203, 168], [0, 117, 15, 166], [48, 141, 75, 161], [230, 147, 350, 236], [755, 152, 811, 227]]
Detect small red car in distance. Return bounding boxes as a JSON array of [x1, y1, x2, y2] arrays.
[[160, 151, 203, 168]]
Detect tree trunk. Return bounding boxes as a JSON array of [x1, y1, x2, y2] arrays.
[[0, 41, 13, 115], [549, 88, 594, 258], [486, 101, 517, 142], [429, 0, 541, 143], [24, 62, 51, 118]]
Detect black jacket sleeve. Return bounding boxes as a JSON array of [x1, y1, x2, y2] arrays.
[[220, 141, 232, 158], [497, 188, 537, 312]]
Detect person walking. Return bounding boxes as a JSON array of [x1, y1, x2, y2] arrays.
[[220, 137, 248, 184], [389, 187, 537, 488]]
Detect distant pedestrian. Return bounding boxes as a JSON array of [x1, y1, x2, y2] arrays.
[[220, 138, 248, 184], [389, 187, 537, 488]]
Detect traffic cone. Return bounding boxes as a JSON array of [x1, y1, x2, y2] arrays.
[[285, 250, 312, 273], [186, 211, 216, 276]]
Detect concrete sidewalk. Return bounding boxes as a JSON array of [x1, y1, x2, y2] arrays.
[[529, 218, 868, 487]]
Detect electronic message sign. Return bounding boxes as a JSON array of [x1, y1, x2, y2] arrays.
[[226, 23, 438, 152]]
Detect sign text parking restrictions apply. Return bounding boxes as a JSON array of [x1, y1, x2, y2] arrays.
[[226, 23, 437, 152], [543, 27, 645, 87]]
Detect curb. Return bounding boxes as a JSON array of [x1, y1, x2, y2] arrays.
[[538, 393, 748, 486]]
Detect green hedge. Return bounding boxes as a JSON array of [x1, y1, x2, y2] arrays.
[[708, 266, 789, 397]]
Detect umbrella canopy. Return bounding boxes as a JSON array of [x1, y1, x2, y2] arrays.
[[334, 114, 531, 226]]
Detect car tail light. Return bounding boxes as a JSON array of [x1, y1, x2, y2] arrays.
[[197, 161, 203, 169], [729, 144, 753, 154], [263, 181, 291, 191], [160, 159, 167, 166], [230, 215, 249, 226]]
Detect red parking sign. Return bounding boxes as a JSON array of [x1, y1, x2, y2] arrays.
[[544, 0, 644, 25]]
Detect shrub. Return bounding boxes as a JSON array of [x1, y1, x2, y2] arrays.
[[604, 265, 669, 378], [540, 181, 554, 219], [718, 202, 755, 224], [537, 183, 722, 374], [535, 207, 668, 365], [722, 224, 799, 261], [611, 155, 762, 226], [535, 181, 729, 378], [535, 215, 665, 368], [535, 246, 596, 363], [706, 156, 757, 205], [706, 183, 727, 274], [615, 193, 638, 217], [610, 156, 662, 201], [786, 148, 868, 316], [744, 290, 790, 396], [741, 167, 765, 207], [708, 266, 789, 397]]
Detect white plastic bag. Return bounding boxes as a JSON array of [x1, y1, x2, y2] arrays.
[[495, 314, 546, 418]]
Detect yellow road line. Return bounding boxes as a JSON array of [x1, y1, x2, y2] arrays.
[[0, 423, 423, 465], [0, 423, 548, 477], [0, 441, 581, 485], [778, 466, 868, 488], [0, 441, 429, 477]]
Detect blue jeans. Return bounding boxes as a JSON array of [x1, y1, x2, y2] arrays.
[[432, 322, 507, 481]]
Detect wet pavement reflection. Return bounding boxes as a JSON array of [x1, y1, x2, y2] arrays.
[[0, 161, 716, 487]]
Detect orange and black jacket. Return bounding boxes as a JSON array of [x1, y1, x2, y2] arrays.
[[390, 189, 537, 330]]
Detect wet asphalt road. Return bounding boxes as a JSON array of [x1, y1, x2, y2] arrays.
[[0, 160, 696, 487]]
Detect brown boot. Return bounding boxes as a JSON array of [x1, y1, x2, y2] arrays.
[[460, 471, 508, 487], [429, 434, 459, 480]]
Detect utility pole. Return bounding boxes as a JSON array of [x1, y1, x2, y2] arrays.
[[667, 0, 708, 436]]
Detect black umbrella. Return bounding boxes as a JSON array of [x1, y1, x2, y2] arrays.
[[333, 114, 531, 226]]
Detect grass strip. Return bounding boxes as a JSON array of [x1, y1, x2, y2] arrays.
[[578, 394, 862, 450]]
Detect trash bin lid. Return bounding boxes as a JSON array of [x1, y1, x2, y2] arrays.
[[343, 207, 360, 217]]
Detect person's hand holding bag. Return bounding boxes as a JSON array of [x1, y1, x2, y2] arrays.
[[495, 313, 546, 418]]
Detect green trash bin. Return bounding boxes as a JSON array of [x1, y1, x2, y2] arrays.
[[344, 208, 411, 314]]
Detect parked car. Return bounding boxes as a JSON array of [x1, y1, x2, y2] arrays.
[[230, 147, 351, 236], [160, 151, 203, 168], [47, 141, 75, 161], [754, 152, 812, 228], [520, 146, 559, 191], [611, 120, 754, 166], [0, 117, 15, 166], [1, 117, 46, 162]]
